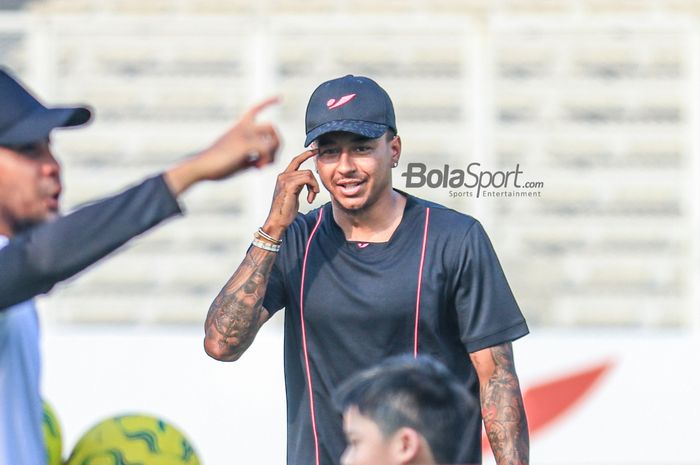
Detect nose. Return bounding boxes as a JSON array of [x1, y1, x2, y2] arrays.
[[336, 149, 356, 174], [39, 148, 61, 178]]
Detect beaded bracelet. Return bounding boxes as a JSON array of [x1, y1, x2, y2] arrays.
[[252, 239, 280, 253]]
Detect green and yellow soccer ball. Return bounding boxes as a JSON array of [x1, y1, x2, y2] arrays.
[[42, 400, 63, 465], [66, 414, 200, 465]]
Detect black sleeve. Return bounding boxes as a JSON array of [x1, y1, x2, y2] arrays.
[[453, 221, 529, 353], [0, 174, 182, 310], [262, 256, 288, 316]]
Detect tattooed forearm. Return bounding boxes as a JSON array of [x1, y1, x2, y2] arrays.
[[479, 342, 529, 465], [204, 246, 276, 361]]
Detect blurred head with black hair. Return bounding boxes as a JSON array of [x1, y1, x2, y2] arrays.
[[334, 355, 479, 465]]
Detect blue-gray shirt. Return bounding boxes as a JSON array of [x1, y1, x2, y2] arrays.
[[0, 235, 45, 465]]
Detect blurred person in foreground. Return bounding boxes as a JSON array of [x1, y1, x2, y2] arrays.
[[0, 68, 280, 465], [334, 355, 480, 465], [204, 75, 529, 465]]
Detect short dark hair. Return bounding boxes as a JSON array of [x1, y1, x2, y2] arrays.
[[333, 355, 477, 464]]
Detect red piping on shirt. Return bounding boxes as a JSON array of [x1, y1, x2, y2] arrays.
[[299, 208, 324, 465], [414, 207, 431, 357], [299, 205, 431, 464]]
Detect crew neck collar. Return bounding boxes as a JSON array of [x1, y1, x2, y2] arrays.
[[323, 190, 418, 248]]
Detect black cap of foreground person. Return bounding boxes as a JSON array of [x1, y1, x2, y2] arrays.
[[0, 68, 91, 147]]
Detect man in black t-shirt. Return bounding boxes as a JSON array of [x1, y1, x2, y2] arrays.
[[205, 75, 530, 465]]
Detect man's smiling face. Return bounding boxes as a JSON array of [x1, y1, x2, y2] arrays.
[[313, 131, 400, 214]]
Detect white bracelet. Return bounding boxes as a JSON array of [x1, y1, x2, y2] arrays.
[[252, 239, 280, 253]]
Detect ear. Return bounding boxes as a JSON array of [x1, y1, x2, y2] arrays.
[[390, 134, 402, 165], [389, 427, 422, 465]]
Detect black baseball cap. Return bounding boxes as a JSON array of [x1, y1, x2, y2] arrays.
[[304, 75, 396, 147], [0, 68, 92, 147]]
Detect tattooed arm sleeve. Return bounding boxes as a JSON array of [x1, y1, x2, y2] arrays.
[[470, 341, 529, 465], [203, 246, 276, 361]]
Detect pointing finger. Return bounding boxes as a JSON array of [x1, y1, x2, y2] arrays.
[[243, 96, 281, 120]]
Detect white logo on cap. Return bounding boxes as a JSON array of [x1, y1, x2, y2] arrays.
[[326, 94, 356, 110]]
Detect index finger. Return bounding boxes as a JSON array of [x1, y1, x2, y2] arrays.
[[243, 96, 281, 120], [284, 148, 318, 173]]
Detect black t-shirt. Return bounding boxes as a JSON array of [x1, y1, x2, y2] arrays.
[[263, 192, 528, 465]]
